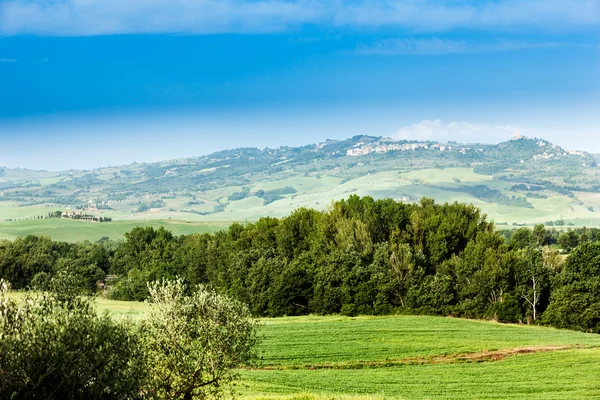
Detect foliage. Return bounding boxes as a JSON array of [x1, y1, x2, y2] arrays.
[[255, 186, 297, 205], [228, 187, 250, 201], [0, 277, 259, 400], [136, 200, 167, 212], [0, 235, 109, 291], [141, 279, 258, 400], [544, 242, 600, 333], [148, 200, 166, 209], [104, 196, 539, 322], [1, 196, 600, 332], [441, 185, 533, 208], [0, 277, 146, 399], [558, 230, 580, 252]]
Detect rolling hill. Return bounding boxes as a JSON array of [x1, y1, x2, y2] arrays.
[[1, 135, 599, 235]]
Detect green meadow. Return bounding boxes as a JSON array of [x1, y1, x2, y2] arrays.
[[147, 168, 600, 226], [241, 349, 600, 399], [7, 294, 600, 398], [90, 299, 600, 399], [0, 218, 229, 242]]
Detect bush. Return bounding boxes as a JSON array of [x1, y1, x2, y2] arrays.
[[228, 187, 250, 201], [142, 279, 259, 399], [0, 279, 146, 399], [0, 277, 259, 400], [492, 293, 522, 323]]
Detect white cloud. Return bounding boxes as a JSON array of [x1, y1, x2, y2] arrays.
[[356, 38, 566, 55], [0, 0, 598, 36], [0, 58, 18, 62], [0, 0, 322, 36], [393, 120, 525, 143]]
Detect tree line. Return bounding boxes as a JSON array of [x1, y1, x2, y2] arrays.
[[0, 195, 598, 333]]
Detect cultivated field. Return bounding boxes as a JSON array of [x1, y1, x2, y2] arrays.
[[172, 168, 599, 226], [0, 219, 230, 242], [96, 299, 600, 399], [241, 348, 600, 399]]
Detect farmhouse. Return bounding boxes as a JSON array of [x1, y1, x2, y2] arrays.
[[61, 209, 107, 222], [62, 210, 83, 218]]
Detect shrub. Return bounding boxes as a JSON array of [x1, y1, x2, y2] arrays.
[[0, 277, 260, 400], [142, 279, 259, 400], [0, 279, 146, 399]]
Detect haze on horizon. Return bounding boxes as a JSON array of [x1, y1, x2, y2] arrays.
[[0, 0, 599, 170]]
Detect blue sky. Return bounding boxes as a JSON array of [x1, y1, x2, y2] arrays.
[[0, 0, 599, 170]]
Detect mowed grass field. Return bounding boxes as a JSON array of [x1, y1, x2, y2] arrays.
[[7, 294, 600, 398], [0, 219, 231, 242], [96, 299, 600, 399]]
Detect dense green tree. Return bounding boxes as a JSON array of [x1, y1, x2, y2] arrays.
[[544, 242, 600, 332], [0, 236, 63, 289], [110, 227, 179, 300], [558, 230, 580, 252], [510, 228, 534, 250], [2, 196, 600, 331]]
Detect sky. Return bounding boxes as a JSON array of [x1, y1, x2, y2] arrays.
[[0, 0, 599, 170]]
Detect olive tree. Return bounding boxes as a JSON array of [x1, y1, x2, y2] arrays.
[[142, 279, 258, 400], [0, 279, 146, 399]]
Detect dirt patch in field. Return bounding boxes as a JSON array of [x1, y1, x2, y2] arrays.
[[249, 345, 579, 371]]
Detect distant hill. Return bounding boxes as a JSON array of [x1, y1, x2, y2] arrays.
[[0, 136, 599, 226]]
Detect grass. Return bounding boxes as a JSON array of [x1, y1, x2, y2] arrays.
[[241, 315, 600, 399], [0, 218, 231, 242], [8, 292, 152, 319], [0, 202, 58, 221], [189, 168, 600, 226], [252, 315, 600, 368], [96, 297, 152, 318], [240, 348, 600, 399], [8, 295, 600, 398]]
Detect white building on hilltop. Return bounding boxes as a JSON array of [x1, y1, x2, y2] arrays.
[[512, 131, 524, 140]]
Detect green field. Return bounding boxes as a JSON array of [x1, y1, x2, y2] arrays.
[[93, 299, 600, 399], [241, 348, 600, 399], [8, 295, 600, 398], [0, 218, 230, 242], [121, 168, 600, 226], [238, 315, 600, 399]]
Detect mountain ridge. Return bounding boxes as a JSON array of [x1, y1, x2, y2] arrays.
[[1, 135, 596, 174]]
